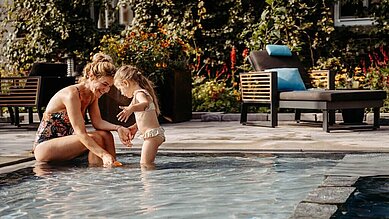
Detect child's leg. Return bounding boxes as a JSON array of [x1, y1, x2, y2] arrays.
[[140, 137, 164, 164]]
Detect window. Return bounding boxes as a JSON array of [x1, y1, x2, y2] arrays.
[[334, 0, 380, 26]]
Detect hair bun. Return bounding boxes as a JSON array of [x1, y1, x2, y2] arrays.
[[92, 53, 113, 63]]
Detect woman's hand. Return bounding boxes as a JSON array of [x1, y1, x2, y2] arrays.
[[102, 153, 115, 167], [117, 106, 132, 123], [117, 126, 133, 147]]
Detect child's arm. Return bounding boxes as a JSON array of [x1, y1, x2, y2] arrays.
[[117, 92, 150, 122], [117, 105, 133, 123], [130, 92, 151, 111]]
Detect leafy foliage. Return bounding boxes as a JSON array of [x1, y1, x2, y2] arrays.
[[0, 0, 107, 76], [192, 76, 240, 112], [2, 0, 389, 113], [128, 0, 262, 82], [98, 26, 193, 83], [324, 0, 389, 71], [241, 0, 335, 66]]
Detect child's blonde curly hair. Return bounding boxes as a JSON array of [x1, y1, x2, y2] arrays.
[[114, 65, 160, 115]]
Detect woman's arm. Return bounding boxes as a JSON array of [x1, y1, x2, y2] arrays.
[[64, 89, 114, 162], [88, 99, 120, 130], [88, 98, 132, 146]]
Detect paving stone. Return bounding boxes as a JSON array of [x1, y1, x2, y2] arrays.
[[290, 202, 338, 219], [321, 175, 359, 187], [304, 187, 355, 204], [201, 113, 222, 121], [327, 154, 389, 176], [221, 113, 241, 121]]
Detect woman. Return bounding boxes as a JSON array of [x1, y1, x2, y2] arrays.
[[33, 53, 131, 167]]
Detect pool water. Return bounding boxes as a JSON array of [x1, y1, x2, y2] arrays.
[[331, 175, 389, 219], [0, 154, 341, 218]]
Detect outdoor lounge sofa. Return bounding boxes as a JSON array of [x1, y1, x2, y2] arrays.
[[240, 49, 387, 132]]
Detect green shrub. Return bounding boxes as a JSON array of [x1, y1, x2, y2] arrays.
[[365, 65, 389, 112], [192, 76, 240, 112], [0, 0, 107, 76], [98, 26, 192, 83]]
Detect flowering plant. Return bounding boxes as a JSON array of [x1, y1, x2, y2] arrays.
[[98, 26, 193, 83], [363, 46, 389, 91], [335, 67, 366, 89], [192, 76, 241, 112], [316, 57, 366, 89]]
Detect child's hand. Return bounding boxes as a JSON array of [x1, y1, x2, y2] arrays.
[[117, 106, 132, 123]]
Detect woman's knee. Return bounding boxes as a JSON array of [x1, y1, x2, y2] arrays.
[[33, 143, 55, 162], [90, 130, 114, 148], [95, 130, 113, 142], [90, 132, 104, 145], [33, 145, 49, 162]]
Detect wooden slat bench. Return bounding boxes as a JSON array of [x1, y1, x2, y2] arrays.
[[0, 76, 41, 127]]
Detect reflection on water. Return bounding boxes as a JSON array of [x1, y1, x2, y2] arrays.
[[0, 154, 340, 218]]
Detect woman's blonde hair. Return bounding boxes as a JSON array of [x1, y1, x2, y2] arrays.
[[114, 65, 160, 115], [80, 53, 116, 81]]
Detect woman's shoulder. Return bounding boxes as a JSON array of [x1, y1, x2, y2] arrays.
[[45, 85, 80, 112], [58, 84, 79, 95], [53, 84, 81, 101]]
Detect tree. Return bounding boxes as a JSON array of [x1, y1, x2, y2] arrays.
[[0, 0, 108, 76]]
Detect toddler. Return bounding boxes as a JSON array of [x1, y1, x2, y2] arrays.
[[114, 65, 165, 166]]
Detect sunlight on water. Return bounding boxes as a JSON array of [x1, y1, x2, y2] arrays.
[[0, 154, 340, 218]]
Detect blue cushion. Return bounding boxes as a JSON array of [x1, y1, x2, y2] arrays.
[[265, 68, 306, 91], [266, 45, 292, 56]]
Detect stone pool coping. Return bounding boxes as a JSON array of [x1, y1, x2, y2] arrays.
[[2, 112, 389, 170], [290, 153, 389, 218]]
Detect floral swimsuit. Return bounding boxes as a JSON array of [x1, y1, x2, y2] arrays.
[[32, 111, 74, 151], [32, 87, 87, 151]]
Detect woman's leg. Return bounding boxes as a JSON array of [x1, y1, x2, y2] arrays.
[[140, 136, 164, 164], [34, 130, 116, 165], [87, 130, 116, 165]]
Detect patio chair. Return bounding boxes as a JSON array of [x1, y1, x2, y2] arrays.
[[240, 47, 387, 132]]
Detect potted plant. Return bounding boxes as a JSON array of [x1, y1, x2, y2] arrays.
[[336, 67, 367, 124], [98, 26, 194, 123]]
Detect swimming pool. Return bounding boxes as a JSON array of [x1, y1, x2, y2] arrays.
[[331, 175, 389, 219], [0, 154, 341, 218]]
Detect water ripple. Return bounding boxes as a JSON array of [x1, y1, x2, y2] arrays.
[[0, 154, 339, 218]]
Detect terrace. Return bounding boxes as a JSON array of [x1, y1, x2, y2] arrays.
[[1, 0, 389, 218]]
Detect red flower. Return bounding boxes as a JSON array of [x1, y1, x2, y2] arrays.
[[230, 46, 236, 71], [242, 48, 249, 58]]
